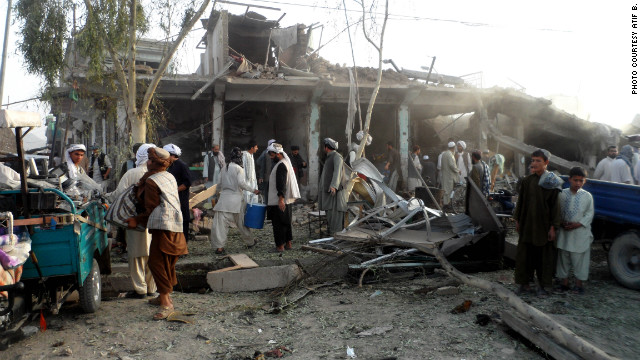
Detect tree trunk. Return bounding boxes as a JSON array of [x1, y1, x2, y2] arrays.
[[422, 244, 618, 360], [131, 114, 145, 143]]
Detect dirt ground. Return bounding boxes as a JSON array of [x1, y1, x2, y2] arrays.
[[3, 204, 639, 360]]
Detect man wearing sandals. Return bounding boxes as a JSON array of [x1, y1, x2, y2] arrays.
[[555, 167, 594, 295], [210, 147, 260, 254]]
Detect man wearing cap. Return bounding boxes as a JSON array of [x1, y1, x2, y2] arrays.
[[203, 144, 225, 206], [266, 143, 300, 252], [319, 138, 347, 235], [456, 140, 471, 184], [441, 141, 460, 209], [165, 144, 193, 240], [257, 139, 277, 203], [384, 141, 402, 192], [107, 143, 157, 299], [88, 145, 112, 190]]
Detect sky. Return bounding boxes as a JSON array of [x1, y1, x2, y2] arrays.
[[1, 0, 638, 148]]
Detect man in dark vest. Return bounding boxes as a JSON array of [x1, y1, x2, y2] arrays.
[[318, 138, 347, 235], [164, 144, 193, 241], [88, 145, 112, 191]]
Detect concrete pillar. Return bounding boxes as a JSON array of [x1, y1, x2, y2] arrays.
[[212, 84, 225, 151], [514, 118, 526, 177], [307, 99, 321, 200], [398, 104, 410, 186]]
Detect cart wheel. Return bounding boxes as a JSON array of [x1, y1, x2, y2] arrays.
[[79, 259, 101, 313], [608, 232, 640, 290]]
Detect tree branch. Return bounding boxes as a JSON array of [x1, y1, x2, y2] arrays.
[[140, 0, 214, 113]]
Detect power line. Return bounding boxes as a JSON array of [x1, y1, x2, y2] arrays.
[[220, 0, 571, 32]]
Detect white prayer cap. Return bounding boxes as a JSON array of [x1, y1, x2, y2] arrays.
[[136, 143, 156, 166], [447, 141, 456, 148], [324, 138, 338, 150], [457, 140, 466, 150], [267, 142, 284, 154], [163, 143, 181, 156]]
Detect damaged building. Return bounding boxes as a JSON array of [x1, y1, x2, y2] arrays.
[[45, 7, 620, 199]]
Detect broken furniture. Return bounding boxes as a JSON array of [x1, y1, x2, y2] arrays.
[[307, 177, 505, 277], [307, 210, 327, 238]]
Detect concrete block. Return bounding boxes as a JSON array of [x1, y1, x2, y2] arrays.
[[207, 264, 303, 292], [194, 235, 210, 242], [435, 286, 459, 296]]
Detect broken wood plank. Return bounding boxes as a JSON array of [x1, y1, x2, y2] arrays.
[[209, 253, 259, 274], [189, 184, 217, 208], [501, 311, 582, 360]]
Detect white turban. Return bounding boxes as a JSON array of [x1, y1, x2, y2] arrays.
[[163, 143, 181, 156], [447, 141, 456, 148], [266, 143, 300, 200], [136, 143, 156, 166], [267, 139, 276, 147], [457, 140, 467, 150], [267, 142, 283, 154], [64, 144, 87, 179]]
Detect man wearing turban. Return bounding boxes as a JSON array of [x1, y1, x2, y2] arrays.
[[318, 138, 347, 235]]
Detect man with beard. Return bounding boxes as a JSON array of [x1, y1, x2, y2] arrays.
[[318, 138, 347, 235], [266, 143, 300, 252], [593, 145, 617, 181]]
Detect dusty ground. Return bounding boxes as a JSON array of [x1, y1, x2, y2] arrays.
[[3, 204, 639, 359]]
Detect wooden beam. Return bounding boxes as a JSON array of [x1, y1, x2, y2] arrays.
[[501, 311, 582, 360], [189, 184, 217, 208]]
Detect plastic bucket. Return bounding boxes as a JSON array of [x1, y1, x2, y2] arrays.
[[244, 202, 267, 229]]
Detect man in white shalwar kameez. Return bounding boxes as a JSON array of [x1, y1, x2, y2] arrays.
[[107, 143, 157, 298], [211, 147, 260, 254], [556, 167, 594, 294], [242, 141, 259, 204]]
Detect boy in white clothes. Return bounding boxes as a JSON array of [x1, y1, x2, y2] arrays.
[[556, 167, 594, 294]]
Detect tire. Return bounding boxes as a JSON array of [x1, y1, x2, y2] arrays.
[[79, 259, 102, 313], [608, 232, 640, 290]]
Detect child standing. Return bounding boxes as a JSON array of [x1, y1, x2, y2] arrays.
[[556, 167, 595, 294]]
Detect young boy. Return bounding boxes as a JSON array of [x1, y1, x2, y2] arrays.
[[513, 149, 562, 296], [556, 167, 594, 294]]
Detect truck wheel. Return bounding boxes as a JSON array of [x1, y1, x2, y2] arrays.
[[608, 232, 640, 290], [79, 259, 101, 313]]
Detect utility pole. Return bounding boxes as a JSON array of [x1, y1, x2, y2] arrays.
[[0, 0, 12, 107]]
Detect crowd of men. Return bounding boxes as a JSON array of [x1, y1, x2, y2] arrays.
[[55, 136, 632, 303]]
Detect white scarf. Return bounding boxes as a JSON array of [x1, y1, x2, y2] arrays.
[[267, 143, 300, 200]]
